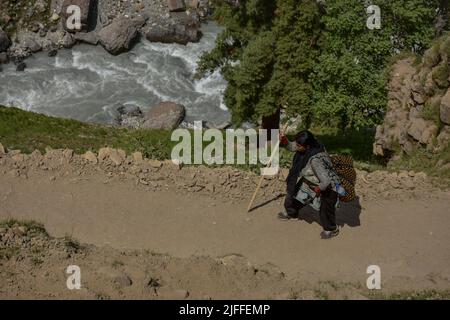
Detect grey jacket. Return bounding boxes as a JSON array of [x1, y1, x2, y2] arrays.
[[286, 141, 340, 191]]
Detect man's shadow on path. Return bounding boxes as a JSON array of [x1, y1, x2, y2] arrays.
[[299, 197, 362, 228], [248, 194, 362, 229]]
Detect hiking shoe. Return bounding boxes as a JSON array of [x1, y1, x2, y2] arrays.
[[277, 212, 298, 221], [320, 228, 339, 239]]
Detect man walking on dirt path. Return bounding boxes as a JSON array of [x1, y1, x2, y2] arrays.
[[278, 130, 342, 239]]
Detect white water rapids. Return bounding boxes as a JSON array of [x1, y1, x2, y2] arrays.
[[0, 22, 230, 126]]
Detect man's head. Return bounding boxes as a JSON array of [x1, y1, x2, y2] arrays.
[[295, 130, 317, 153]]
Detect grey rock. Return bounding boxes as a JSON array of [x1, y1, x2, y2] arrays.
[[114, 274, 133, 287], [61, 32, 76, 48], [411, 90, 425, 105], [205, 121, 232, 130], [73, 31, 99, 45], [31, 22, 41, 33], [22, 37, 42, 53], [402, 140, 414, 155], [48, 49, 58, 57], [116, 105, 144, 128], [436, 126, 450, 150], [145, 23, 201, 45], [34, 0, 47, 13], [39, 28, 48, 38], [407, 118, 435, 144], [98, 17, 145, 55], [167, 0, 186, 12], [186, 0, 199, 8], [16, 61, 27, 72], [142, 101, 185, 129]]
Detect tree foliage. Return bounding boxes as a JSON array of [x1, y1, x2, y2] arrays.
[[198, 0, 444, 129]]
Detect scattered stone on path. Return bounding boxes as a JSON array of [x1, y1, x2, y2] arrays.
[[171, 289, 189, 299], [114, 274, 133, 288]]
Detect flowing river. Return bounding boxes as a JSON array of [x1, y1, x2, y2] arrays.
[[0, 22, 230, 126]]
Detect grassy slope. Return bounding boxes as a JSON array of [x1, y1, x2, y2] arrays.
[[0, 105, 382, 170], [2, 104, 449, 179], [0, 106, 175, 160]]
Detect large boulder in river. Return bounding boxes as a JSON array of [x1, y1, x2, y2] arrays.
[[0, 27, 11, 52], [73, 31, 99, 45], [145, 24, 201, 45], [98, 17, 145, 55], [142, 102, 186, 129], [61, 0, 96, 33], [22, 37, 42, 53]]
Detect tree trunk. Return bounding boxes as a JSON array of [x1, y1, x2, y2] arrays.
[[261, 108, 280, 141]]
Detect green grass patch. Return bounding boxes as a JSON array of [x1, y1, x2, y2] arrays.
[[432, 63, 450, 88], [388, 144, 450, 181], [422, 100, 441, 125], [0, 105, 175, 160]]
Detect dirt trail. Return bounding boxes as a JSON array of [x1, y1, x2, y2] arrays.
[[1, 169, 450, 289], [0, 148, 450, 298]]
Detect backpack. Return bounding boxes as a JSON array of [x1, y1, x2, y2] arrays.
[[330, 154, 357, 202]]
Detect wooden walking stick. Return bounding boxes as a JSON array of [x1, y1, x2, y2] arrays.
[[246, 122, 290, 212]]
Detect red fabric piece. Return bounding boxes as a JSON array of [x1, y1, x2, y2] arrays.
[[280, 135, 289, 146]]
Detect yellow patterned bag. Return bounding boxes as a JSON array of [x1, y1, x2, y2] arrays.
[[330, 154, 357, 202]]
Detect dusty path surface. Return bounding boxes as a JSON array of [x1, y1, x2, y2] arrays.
[[0, 148, 450, 298], [1, 171, 450, 289]]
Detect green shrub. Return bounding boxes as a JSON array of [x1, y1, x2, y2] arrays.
[[421, 100, 440, 124], [431, 63, 450, 88], [423, 43, 441, 68], [439, 35, 450, 59]]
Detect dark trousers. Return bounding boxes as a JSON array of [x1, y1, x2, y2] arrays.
[[284, 187, 338, 231]]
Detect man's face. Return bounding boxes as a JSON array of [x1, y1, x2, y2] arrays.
[[296, 143, 306, 153]]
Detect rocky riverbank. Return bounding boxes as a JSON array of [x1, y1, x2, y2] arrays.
[[0, 0, 212, 69]]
